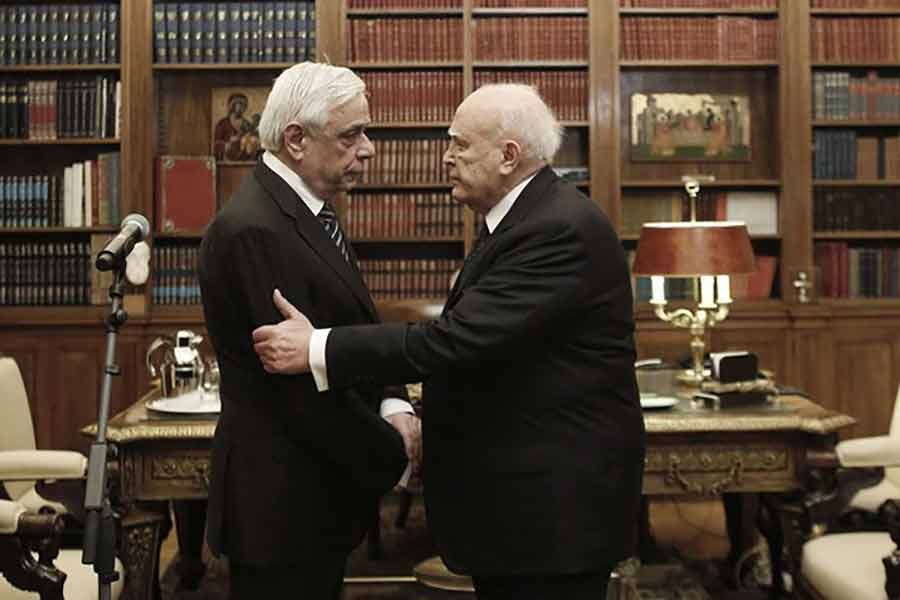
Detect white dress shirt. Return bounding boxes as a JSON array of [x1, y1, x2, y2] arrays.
[[262, 152, 413, 419], [309, 173, 537, 392]]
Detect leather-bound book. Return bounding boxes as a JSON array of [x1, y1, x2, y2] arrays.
[[155, 156, 216, 233]]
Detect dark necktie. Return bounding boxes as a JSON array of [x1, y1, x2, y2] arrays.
[[467, 223, 490, 263], [456, 224, 490, 289], [318, 203, 350, 263]]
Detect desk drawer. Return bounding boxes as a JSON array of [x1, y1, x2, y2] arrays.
[[121, 445, 211, 501], [643, 444, 795, 496]]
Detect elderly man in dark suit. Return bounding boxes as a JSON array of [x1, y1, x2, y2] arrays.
[[251, 83, 646, 600], [198, 62, 420, 599]]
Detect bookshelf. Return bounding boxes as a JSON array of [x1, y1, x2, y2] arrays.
[[5, 0, 900, 453], [614, 1, 783, 312]]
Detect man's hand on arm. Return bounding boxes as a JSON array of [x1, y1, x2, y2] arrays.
[[252, 289, 314, 374], [384, 410, 421, 470]]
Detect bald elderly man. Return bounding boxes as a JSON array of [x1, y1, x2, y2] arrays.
[[252, 83, 646, 600]]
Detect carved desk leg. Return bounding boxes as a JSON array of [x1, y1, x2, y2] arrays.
[[119, 507, 167, 600]]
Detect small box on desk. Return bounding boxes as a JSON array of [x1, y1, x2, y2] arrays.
[[711, 351, 758, 383]]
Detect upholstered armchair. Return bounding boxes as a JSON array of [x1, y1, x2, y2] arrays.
[[0, 356, 124, 599], [785, 393, 900, 600]]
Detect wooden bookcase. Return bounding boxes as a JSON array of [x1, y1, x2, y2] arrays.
[[3, 0, 900, 452]]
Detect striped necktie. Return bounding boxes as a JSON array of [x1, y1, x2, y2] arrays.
[[318, 203, 350, 263]]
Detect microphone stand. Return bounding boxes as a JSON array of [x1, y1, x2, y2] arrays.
[[82, 262, 128, 600]]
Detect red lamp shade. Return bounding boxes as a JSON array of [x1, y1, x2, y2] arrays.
[[631, 221, 755, 277]]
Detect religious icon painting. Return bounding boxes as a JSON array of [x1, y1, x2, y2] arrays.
[[630, 93, 751, 162]]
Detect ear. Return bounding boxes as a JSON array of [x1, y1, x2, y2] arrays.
[[283, 124, 307, 161], [499, 140, 521, 175]]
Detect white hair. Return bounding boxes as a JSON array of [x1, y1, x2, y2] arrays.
[[258, 62, 366, 152], [475, 83, 563, 163]]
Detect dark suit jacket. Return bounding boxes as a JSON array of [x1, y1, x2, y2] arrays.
[[324, 166, 646, 575], [198, 161, 407, 567]]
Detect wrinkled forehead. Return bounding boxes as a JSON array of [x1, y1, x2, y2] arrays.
[[324, 93, 371, 132], [450, 100, 500, 143]]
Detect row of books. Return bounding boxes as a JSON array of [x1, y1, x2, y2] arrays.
[[621, 16, 777, 61], [621, 190, 778, 237], [0, 155, 120, 229], [474, 70, 588, 121], [811, 18, 900, 63], [478, 0, 586, 5], [474, 17, 588, 62], [359, 258, 462, 300], [627, 251, 778, 301], [350, 0, 589, 6], [345, 193, 464, 239], [360, 69, 590, 123], [815, 189, 900, 232], [0, 77, 120, 140], [363, 138, 449, 184], [0, 3, 119, 66], [811, 1, 900, 10], [813, 130, 900, 180], [362, 71, 463, 123], [813, 71, 900, 122], [0, 176, 56, 229], [349, 0, 462, 7], [153, 1, 315, 65], [152, 243, 201, 305], [0, 240, 92, 306], [815, 242, 900, 299], [621, 0, 775, 6], [348, 18, 463, 63]]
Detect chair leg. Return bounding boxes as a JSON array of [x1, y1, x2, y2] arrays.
[[0, 534, 65, 600]]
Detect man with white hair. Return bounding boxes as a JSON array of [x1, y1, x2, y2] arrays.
[[198, 62, 420, 598], [252, 83, 646, 599]]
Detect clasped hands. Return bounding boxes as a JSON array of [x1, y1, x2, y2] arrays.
[[253, 289, 421, 476]]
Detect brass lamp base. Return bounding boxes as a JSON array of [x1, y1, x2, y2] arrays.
[[412, 556, 475, 592], [675, 368, 709, 387]]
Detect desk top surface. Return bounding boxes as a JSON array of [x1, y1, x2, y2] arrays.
[[85, 387, 856, 444]]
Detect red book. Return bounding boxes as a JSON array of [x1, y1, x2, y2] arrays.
[[155, 155, 217, 232]]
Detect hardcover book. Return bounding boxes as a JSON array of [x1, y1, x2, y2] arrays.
[[155, 155, 216, 232]]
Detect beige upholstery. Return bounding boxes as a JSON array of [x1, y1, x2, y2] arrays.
[[840, 387, 900, 513], [802, 532, 896, 600], [0, 451, 87, 483], [0, 357, 38, 505], [0, 357, 124, 600], [0, 499, 25, 535]]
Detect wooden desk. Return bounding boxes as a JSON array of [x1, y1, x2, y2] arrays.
[[89, 390, 854, 600]]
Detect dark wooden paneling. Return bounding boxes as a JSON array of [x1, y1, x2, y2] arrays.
[[157, 71, 278, 157], [217, 165, 255, 209], [832, 330, 900, 438], [0, 341, 44, 440]]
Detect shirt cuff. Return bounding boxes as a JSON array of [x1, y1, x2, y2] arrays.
[[309, 328, 331, 392], [380, 398, 415, 418]]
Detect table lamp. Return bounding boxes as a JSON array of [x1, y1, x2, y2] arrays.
[[631, 220, 755, 385]]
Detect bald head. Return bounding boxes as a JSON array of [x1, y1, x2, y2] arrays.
[[444, 84, 562, 213], [459, 84, 563, 164]]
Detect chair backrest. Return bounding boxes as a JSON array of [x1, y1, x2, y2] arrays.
[[0, 357, 38, 502], [886, 385, 900, 488]]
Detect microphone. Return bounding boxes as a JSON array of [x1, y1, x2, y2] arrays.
[[95, 214, 151, 272]]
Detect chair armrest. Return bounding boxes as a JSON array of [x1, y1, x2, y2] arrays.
[[0, 450, 87, 481], [836, 436, 900, 468]]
